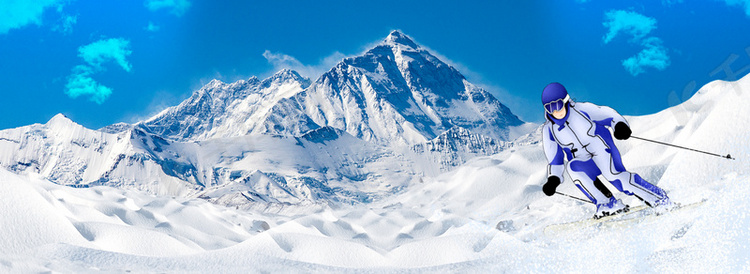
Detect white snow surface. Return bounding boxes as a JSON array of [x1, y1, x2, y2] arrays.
[[2, 73, 749, 272]]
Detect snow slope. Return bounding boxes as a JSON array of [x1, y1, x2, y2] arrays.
[[1, 74, 748, 272]]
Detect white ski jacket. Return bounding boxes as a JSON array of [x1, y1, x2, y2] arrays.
[[542, 101, 629, 182]]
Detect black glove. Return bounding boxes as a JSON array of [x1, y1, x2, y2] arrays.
[[543, 176, 561, 196], [613, 122, 631, 140]]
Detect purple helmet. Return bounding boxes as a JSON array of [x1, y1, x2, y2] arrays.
[[542, 82, 570, 114]]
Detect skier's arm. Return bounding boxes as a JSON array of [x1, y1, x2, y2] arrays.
[[574, 102, 628, 128], [542, 124, 565, 181]]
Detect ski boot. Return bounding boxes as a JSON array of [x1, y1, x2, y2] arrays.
[[593, 197, 629, 219]]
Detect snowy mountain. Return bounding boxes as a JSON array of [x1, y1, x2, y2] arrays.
[[265, 31, 522, 146], [139, 69, 311, 141], [0, 113, 425, 211], [0, 31, 528, 210], [0, 114, 195, 195], [1, 74, 748, 272], [139, 31, 522, 147]]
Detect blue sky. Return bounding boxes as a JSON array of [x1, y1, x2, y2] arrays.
[[2, 0, 750, 130]]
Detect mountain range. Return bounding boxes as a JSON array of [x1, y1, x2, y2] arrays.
[[137, 31, 523, 145], [0, 31, 530, 210]]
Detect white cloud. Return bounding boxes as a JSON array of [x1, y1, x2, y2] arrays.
[[55, 15, 78, 34], [65, 65, 113, 104], [263, 50, 346, 80], [602, 9, 671, 76], [77, 38, 133, 72], [661, 0, 684, 6], [719, 0, 750, 17], [146, 22, 160, 32], [0, 0, 66, 34], [145, 0, 192, 17], [65, 38, 133, 104], [52, 14, 77, 35], [622, 37, 671, 76], [262, 50, 304, 69], [602, 10, 657, 44]]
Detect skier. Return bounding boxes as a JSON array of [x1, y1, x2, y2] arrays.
[[540, 82, 671, 219]]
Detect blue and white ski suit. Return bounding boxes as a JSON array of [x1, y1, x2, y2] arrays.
[[542, 101, 668, 206]]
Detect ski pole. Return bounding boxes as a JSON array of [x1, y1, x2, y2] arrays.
[[630, 135, 735, 160], [555, 191, 594, 204]]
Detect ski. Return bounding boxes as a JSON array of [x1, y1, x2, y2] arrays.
[[544, 199, 707, 237]]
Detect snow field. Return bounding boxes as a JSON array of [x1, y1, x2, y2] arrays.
[[1, 169, 748, 272]]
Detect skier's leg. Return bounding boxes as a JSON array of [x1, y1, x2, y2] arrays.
[[589, 136, 669, 207], [593, 177, 613, 199], [566, 158, 609, 204], [568, 158, 627, 218]]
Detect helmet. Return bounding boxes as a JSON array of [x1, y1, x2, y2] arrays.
[[542, 82, 570, 114]]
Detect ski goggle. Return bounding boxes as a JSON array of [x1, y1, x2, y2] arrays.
[[544, 95, 570, 114]]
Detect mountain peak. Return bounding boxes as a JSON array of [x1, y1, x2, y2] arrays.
[[384, 30, 419, 50], [264, 69, 311, 88], [45, 113, 83, 132], [46, 113, 73, 126], [272, 68, 304, 81]]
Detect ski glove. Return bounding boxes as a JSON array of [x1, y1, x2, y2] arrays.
[[543, 176, 561, 196], [614, 122, 631, 140]]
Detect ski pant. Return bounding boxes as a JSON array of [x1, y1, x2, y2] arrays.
[[565, 135, 668, 206]]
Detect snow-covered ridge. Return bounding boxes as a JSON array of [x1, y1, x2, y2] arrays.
[[0, 116, 205, 196], [0, 113, 426, 209], [295, 31, 524, 145], [139, 69, 311, 141], [140, 31, 523, 146]]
